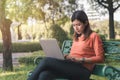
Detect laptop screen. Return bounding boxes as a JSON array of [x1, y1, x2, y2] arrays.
[[40, 39, 64, 60]]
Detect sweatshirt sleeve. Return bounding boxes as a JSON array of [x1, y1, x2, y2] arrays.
[[91, 34, 105, 63]]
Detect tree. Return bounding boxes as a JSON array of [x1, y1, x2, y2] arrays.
[[59, 0, 77, 17], [36, 0, 60, 24], [6, 0, 34, 40], [0, 0, 34, 71], [89, 0, 120, 39], [0, 0, 13, 71]]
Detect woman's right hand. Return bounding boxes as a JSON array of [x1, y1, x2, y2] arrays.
[[64, 54, 75, 61], [63, 54, 68, 59]]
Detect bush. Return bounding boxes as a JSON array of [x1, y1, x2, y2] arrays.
[[18, 50, 45, 65], [18, 56, 44, 65], [100, 34, 106, 41], [18, 56, 35, 65], [0, 42, 42, 53], [49, 24, 69, 47]]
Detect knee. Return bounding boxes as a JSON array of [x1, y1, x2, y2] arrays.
[[39, 71, 49, 78], [38, 71, 54, 80], [38, 57, 56, 68]]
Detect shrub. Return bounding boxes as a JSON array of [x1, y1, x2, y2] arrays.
[[18, 56, 44, 65], [49, 24, 69, 47], [18, 56, 35, 65], [0, 42, 42, 53], [100, 34, 106, 41], [18, 50, 45, 65]]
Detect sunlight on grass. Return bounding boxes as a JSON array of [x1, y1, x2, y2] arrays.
[[0, 65, 35, 80], [90, 75, 107, 80], [0, 72, 19, 77]]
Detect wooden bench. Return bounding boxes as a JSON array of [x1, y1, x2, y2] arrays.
[[30, 40, 120, 80]]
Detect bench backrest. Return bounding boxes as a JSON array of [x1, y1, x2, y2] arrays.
[[61, 40, 120, 60]]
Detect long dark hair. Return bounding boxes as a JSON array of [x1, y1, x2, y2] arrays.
[[71, 10, 92, 41]]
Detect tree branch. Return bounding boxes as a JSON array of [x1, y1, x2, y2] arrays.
[[101, 0, 107, 4], [114, 4, 120, 12], [97, 0, 108, 9]]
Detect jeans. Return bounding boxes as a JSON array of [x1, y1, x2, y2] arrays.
[[27, 57, 91, 80]]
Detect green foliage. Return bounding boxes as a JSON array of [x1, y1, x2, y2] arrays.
[[18, 50, 45, 65], [18, 56, 36, 65], [12, 42, 41, 52], [69, 25, 74, 39], [69, 0, 76, 4], [18, 56, 44, 65], [12, 42, 42, 52], [70, 25, 74, 35], [6, 0, 33, 21], [57, 16, 70, 25], [100, 34, 106, 41], [107, 39, 120, 41], [49, 24, 69, 47], [0, 42, 42, 53]]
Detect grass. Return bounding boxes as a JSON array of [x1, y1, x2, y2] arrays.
[[0, 65, 108, 80], [0, 65, 36, 80], [0, 51, 43, 80], [90, 75, 107, 80], [0, 64, 107, 80], [0, 50, 119, 80]]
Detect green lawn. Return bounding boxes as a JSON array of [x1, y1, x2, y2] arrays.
[[0, 50, 119, 80], [0, 65, 35, 80]]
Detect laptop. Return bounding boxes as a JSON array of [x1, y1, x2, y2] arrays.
[[40, 38, 64, 60]]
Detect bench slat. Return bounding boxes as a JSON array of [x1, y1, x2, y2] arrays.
[[103, 41, 120, 54]]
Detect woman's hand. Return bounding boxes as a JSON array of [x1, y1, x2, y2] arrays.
[[72, 58, 83, 63], [63, 54, 68, 59], [64, 55, 78, 61], [64, 54, 87, 63], [66, 56, 85, 63], [64, 54, 74, 60]]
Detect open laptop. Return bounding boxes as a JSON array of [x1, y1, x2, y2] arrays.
[[40, 38, 64, 60]]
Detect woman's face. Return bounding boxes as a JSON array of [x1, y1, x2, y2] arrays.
[[72, 19, 85, 34]]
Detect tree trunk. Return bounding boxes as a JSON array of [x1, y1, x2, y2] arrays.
[[108, 0, 115, 39], [0, 1, 13, 71], [109, 11, 115, 39], [17, 23, 22, 40], [1, 19, 13, 71]]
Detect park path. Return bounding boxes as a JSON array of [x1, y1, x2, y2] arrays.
[[0, 52, 33, 68]]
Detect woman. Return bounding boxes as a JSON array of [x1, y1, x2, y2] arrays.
[[27, 10, 104, 80]]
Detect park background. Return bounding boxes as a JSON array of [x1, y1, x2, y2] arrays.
[[0, 0, 120, 80]]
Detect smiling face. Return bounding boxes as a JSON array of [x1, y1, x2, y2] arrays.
[[72, 19, 85, 35]]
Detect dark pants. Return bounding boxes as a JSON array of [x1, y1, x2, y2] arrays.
[[27, 57, 91, 80]]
